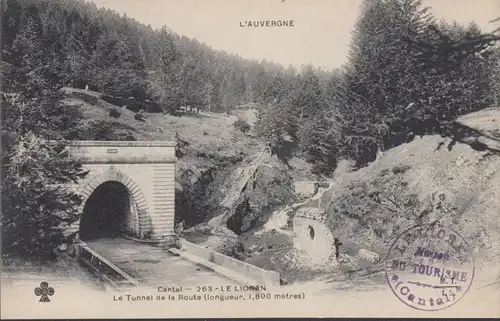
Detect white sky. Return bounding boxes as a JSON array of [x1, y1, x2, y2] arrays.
[[88, 0, 500, 70]]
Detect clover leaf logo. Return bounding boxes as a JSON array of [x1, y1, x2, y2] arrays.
[[34, 281, 55, 302]]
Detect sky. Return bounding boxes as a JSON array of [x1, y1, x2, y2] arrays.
[[88, 0, 500, 70]]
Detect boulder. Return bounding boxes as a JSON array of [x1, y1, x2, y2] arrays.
[[357, 249, 380, 263], [200, 226, 240, 255], [293, 181, 318, 197]]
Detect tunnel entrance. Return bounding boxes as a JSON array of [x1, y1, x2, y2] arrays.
[[308, 225, 315, 240], [80, 181, 137, 241]]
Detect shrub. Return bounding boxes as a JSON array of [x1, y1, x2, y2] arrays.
[[134, 110, 146, 121], [326, 171, 424, 253], [109, 108, 121, 118], [76, 120, 136, 141], [175, 133, 189, 158], [233, 118, 251, 133], [391, 164, 412, 175]]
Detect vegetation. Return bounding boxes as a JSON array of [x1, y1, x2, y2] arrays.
[[0, 0, 297, 114], [255, 0, 500, 169], [1, 134, 88, 260], [134, 109, 146, 121], [1, 0, 499, 261], [233, 118, 251, 134], [3, 0, 497, 174], [108, 108, 121, 118], [1, 81, 88, 260], [336, 0, 499, 165]]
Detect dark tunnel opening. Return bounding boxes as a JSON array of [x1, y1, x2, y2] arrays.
[[79, 181, 131, 241]]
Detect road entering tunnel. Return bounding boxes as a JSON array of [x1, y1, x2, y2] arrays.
[[80, 181, 133, 241]]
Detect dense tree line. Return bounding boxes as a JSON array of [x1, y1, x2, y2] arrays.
[[2, 0, 498, 172], [255, 0, 500, 172], [1, 0, 297, 113]]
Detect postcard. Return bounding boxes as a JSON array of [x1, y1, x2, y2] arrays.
[[1, 0, 499, 318]]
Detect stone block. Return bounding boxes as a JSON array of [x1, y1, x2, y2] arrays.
[[293, 181, 319, 197]]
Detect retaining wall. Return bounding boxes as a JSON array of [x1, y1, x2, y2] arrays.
[[178, 239, 281, 286]]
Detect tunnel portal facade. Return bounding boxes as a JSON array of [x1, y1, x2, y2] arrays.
[[62, 141, 177, 242]]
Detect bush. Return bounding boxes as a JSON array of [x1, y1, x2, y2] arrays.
[[134, 110, 146, 121], [233, 118, 251, 133], [109, 108, 121, 118], [76, 120, 136, 141], [391, 164, 412, 175], [175, 133, 189, 158], [326, 171, 425, 253]]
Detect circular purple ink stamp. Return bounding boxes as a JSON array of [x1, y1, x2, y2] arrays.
[[385, 224, 475, 311]]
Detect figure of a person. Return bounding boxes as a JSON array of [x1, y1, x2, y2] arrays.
[[334, 238, 343, 259]]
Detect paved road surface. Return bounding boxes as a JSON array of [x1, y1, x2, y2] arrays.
[[85, 238, 236, 287]]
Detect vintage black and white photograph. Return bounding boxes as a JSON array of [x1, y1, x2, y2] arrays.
[[1, 0, 499, 318]]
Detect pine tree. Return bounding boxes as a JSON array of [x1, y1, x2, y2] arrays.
[[2, 133, 88, 260], [255, 104, 288, 156], [409, 21, 498, 121], [2, 13, 47, 95], [1, 2, 88, 260], [292, 65, 324, 122], [338, 0, 499, 166], [297, 112, 339, 175], [148, 26, 182, 113], [2, 74, 87, 261], [339, 0, 434, 164], [61, 33, 90, 88]]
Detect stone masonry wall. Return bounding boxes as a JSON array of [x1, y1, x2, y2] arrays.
[[63, 141, 176, 242]]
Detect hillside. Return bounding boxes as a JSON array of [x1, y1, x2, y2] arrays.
[[3, 3, 500, 316], [57, 89, 500, 284], [325, 136, 500, 263], [72, 86, 499, 258], [60, 88, 316, 229], [224, 108, 500, 284], [325, 108, 500, 262]]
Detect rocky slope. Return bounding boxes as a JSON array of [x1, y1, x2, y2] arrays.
[[220, 107, 500, 283], [323, 108, 500, 266]]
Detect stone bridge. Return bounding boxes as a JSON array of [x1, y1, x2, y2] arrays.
[[61, 141, 177, 243]]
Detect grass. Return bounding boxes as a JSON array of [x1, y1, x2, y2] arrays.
[[61, 89, 264, 170], [61, 89, 317, 228], [69, 94, 261, 152]]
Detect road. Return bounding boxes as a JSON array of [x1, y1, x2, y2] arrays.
[[85, 237, 236, 287]]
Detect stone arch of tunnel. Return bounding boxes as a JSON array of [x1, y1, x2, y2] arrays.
[[77, 168, 151, 241]]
